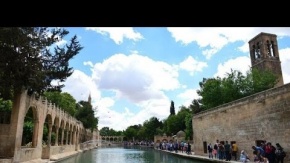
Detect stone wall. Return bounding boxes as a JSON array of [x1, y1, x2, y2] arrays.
[[154, 134, 174, 143], [192, 83, 290, 162], [0, 124, 12, 158]]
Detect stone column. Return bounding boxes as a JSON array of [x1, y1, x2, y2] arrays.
[[66, 130, 69, 145], [61, 128, 64, 145], [55, 126, 59, 146], [32, 120, 39, 147], [70, 131, 73, 145], [73, 131, 76, 145]]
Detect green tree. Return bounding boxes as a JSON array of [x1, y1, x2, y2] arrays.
[[246, 68, 278, 94], [197, 77, 222, 110], [189, 99, 203, 114], [99, 127, 110, 136], [170, 100, 175, 115], [197, 69, 278, 110], [175, 106, 190, 131], [0, 98, 12, 111], [75, 101, 98, 132], [0, 27, 83, 100], [124, 125, 142, 141], [164, 115, 179, 136], [43, 91, 77, 116], [142, 117, 163, 140], [184, 113, 193, 140]]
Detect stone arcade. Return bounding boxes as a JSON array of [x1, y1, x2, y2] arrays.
[[0, 90, 99, 163]]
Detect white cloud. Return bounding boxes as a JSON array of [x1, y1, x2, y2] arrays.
[[85, 27, 143, 45], [279, 48, 290, 84], [61, 70, 101, 102], [84, 61, 94, 67], [167, 27, 290, 59], [177, 89, 200, 107], [61, 53, 182, 130], [214, 56, 251, 78], [179, 56, 208, 75], [91, 53, 180, 103]]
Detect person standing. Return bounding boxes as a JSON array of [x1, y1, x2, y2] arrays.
[[232, 142, 238, 161], [215, 140, 220, 159], [275, 143, 286, 163], [218, 142, 225, 160], [213, 143, 218, 158], [264, 142, 276, 163], [208, 143, 213, 158], [186, 142, 192, 155], [224, 141, 231, 161]]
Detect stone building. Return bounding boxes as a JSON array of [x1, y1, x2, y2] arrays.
[[154, 133, 174, 144], [192, 32, 290, 162], [249, 32, 284, 87]]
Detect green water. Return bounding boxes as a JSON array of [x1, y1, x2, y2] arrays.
[[57, 146, 207, 163]]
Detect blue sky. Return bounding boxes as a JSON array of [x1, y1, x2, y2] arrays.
[[56, 27, 290, 131]]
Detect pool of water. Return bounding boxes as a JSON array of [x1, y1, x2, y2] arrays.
[[57, 146, 207, 163]]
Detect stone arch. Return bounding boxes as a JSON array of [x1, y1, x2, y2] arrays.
[[43, 114, 52, 146], [21, 106, 39, 148], [117, 137, 122, 142]]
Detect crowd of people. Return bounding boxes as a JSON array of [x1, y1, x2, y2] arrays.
[[157, 140, 192, 155], [207, 140, 286, 163]]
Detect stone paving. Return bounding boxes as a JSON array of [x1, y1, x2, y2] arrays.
[[156, 149, 244, 163]]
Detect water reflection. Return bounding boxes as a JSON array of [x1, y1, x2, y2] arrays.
[[57, 146, 206, 163]]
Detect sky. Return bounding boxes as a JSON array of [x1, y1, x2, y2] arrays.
[[56, 27, 290, 131]]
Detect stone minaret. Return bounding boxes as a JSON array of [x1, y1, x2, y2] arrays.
[[248, 32, 284, 87], [88, 93, 91, 104]]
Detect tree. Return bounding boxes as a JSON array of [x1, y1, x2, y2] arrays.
[[184, 113, 193, 140], [0, 98, 12, 111], [99, 127, 110, 136], [170, 100, 175, 115], [0, 27, 83, 100], [124, 125, 142, 141], [247, 68, 278, 94], [197, 77, 222, 110], [142, 117, 163, 140], [197, 69, 278, 110], [75, 101, 98, 132], [189, 99, 203, 114], [43, 91, 77, 116]]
